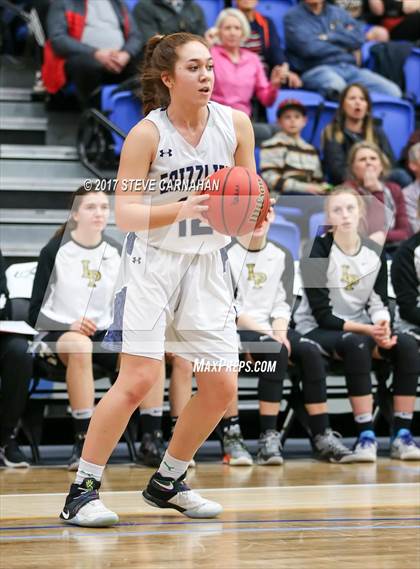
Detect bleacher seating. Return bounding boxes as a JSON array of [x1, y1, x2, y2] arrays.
[[308, 211, 326, 239], [404, 47, 420, 105], [268, 214, 301, 259], [312, 100, 338, 152], [266, 89, 324, 146], [255, 0, 296, 49], [101, 88, 143, 154], [196, 0, 225, 27], [370, 92, 415, 160], [123, 0, 138, 12]]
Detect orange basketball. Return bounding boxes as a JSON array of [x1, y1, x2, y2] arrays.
[[201, 167, 270, 236]]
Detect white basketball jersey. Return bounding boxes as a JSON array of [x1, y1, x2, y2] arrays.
[[135, 101, 237, 254]]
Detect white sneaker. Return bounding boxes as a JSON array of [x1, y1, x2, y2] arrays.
[[391, 430, 420, 461], [143, 472, 222, 518], [60, 478, 119, 527], [353, 433, 377, 462]]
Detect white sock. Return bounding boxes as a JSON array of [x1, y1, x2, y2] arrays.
[[158, 451, 189, 480], [75, 458, 105, 484], [71, 408, 93, 420], [140, 406, 163, 417], [354, 413, 373, 424]]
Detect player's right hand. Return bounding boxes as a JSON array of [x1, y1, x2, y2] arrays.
[[70, 318, 97, 337], [181, 193, 209, 223]]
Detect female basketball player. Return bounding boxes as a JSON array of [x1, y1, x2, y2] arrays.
[[60, 33, 260, 527], [223, 210, 354, 466], [294, 187, 420, 462], [29, 187, 120, 471]]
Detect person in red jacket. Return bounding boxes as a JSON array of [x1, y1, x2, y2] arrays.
[[345, 141, 411, 249], [42, 0, 144, 106]]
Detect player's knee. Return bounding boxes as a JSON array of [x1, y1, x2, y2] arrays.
[[212, 376, 238, 409], [342, 333, 369, 351], [172, 356, 193, 376], [258, 375, 283, 403], [61, 334, 94, 361], [120, 369, 157, 408]]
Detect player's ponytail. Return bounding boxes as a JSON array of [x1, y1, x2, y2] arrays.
[[140, 33, 209, 115]]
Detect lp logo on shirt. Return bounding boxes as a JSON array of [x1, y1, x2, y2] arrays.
[[81, 260, 101, 288], [340, 265, 360, 291], [246, 264, 267, 288]]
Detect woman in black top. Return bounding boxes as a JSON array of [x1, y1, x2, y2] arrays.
[[322, 83, 411, 187]]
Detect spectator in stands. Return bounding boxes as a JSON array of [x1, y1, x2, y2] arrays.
[[42, 0, 144, 106], [29, 186, 121, 470], [367, 0, 420, 41], [294, 186, 420, 462], [403, 143, 420, 234], [235, 0, 302, 87], [210, 8, 283, 144], [133, 0, 207, 42], [345, 142, 411, 246], [328, 0, 390, 41], [0, 250, 32, 468], [221, 211, 354, 465], [260, 99, 329, 195], [322, 83, 411, 188], [284, 0, 402, 99], [392, 205, 420, 346]]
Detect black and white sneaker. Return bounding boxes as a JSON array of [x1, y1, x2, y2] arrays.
[[68, 432, 86, 471], [0, 436, 30, 468], [313, 429, 355, 463], [142, 471, 222, 518], [137, 430, 166, 468], [60, 477, 119, 527]]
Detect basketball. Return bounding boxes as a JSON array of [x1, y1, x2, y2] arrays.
[[201, 166, 270, 236]]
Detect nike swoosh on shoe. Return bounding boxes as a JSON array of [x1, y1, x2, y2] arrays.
[[153, 480, 174, 491]]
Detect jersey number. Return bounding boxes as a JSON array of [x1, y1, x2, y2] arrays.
[[178, 219, 214, 237]]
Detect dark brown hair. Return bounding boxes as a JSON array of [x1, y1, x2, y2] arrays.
[[141, 33, 209, 115], [54, 184, 108, 238], [322, 83, 376, 146]]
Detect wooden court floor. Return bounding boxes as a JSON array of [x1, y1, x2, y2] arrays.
[[1, 459, 419, 569]]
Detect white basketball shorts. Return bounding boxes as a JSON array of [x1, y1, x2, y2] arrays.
[[103, 232, 239, 365]]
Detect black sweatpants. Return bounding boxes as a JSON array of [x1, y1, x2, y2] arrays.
[[0, 334, 32, 445], [305, 328, 419, 397], [239, 328, 327, 404]]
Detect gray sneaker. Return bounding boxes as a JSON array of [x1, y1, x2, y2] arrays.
[[222, 424, 253, 466], [256, 430, 283, 465], [313, 429, 355, 463]]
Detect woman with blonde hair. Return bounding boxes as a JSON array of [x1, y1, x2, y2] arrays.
[[294, 186, 420, 462], [209, 8, 283, 144], [345, 141, 411, 247]]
